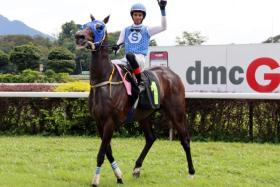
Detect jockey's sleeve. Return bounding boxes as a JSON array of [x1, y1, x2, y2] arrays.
[[116, 28, 125, 46], [148, 15, 167, 36]]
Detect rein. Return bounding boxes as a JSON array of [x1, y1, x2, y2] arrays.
[[91, 65, 123, 97]]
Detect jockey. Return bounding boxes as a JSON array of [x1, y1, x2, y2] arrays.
[[113, 0, 167, 87]]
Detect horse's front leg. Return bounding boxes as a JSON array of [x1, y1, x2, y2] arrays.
[[106, 144, 123, 183], [92, 120, 121, 187], [96, 125, 123, 184], [133, 119, 156, 177]]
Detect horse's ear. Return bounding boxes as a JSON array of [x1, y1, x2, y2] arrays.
[[103, 15, 110, 24], [90, 14, 95, 21]]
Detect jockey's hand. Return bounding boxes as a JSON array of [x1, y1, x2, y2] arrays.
[[112, 44, 120, 54], [112, 44, 119, 51], [158, 0, 167, 10]]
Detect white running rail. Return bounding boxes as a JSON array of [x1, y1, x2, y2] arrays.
[[0, 92, 279, 99]]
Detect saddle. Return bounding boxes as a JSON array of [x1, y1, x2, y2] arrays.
[[117, 65, 160, 110]]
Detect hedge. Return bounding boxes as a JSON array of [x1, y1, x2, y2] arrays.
[[0, 98, 279, 142]]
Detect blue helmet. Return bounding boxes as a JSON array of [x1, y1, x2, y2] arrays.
[[130, 3, 146, 19]]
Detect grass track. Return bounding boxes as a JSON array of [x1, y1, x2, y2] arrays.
[[0, 136, 279, 187]]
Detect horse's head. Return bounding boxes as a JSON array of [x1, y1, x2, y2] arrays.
[[75, 15, 110, 51]]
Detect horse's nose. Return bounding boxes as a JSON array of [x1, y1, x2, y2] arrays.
[[75, 32, 85, 40], [75, 32, 86, 46]]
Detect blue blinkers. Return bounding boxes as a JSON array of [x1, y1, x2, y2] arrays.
[[81, 20, 106, 44]]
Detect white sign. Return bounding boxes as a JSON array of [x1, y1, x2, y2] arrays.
[[148, 44, 280, 93]]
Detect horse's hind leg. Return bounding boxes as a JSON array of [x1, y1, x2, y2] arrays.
[[133, 118, 156, 177], [164, 105, 195, 177], [179, 128, 196, 177]]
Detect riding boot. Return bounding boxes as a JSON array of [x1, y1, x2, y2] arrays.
[[135, 73, 142, 85], [135, 73, 144, 92]]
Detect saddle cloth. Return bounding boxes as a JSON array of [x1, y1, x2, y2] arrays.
[[139, 70, 161, 110], [113, 60, 160, 110]]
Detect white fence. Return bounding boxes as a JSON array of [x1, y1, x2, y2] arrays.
[[0, 92, 279, 100]]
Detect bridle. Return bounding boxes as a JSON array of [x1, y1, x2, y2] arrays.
[[80, 20, 124, 96]]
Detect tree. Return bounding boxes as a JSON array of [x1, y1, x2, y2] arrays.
[[9, 44, 42, 72], [0, 35, 54, 69], [48, 47, 75, 60], [0, 50, 9, 67], [74, 49, 91, 74], [175, 31, 207, 46], [58, 21, 80, 52], [0, 50, 15, 73], [58, 21, 80, 41], [263, 34, 280, 43], [46, 47, 76, 73]]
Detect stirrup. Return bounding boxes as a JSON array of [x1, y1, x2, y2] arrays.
[[138, 82, 145, 92], [132, 96, 139, 109]]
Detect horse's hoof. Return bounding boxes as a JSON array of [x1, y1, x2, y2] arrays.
[[189, 174, 195, 179], [92, 184, 97, 187], [133, 172, 140, 178], [117, 178, 123, 184], [133, 167, 141, 178]]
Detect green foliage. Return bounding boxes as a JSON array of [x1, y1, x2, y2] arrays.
[[73, 48, 91, 74], [176, 31, 207, 46], [46, 59, 76, 73], [108, 31, 125, 59], [0, 35, 54, 61], [17, 69, 45, 83], [0, 74, 16, 83], [56, 20, 84, 74], [0, 50, 9, 66], [58, 21, 79, 44], [58, 21, 80, 52], [0, 35, 35, 51], [0, 50, 14, 73], [9, 44, 43, 72], [0, 98, 279, 142], [0, 69, 45, 83], [48, 47, 75, 60], [0, 98, 95, 135], [46, 47, 75, 73], [0, 69, 75, 83], [54, 72, 75, 83], [43, 69, 60, 83]]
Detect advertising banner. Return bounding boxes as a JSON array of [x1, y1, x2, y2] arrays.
[[149, 44, 280, 93]]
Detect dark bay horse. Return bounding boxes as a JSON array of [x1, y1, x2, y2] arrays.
[[75, 15, 195, 187]]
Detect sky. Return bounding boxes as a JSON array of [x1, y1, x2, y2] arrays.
[[1, 0, 280, 46]]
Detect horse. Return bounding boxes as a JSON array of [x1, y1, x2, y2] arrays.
[[75, 15, 195, 187]]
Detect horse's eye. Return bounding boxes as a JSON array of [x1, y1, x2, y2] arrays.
[[96, 24, 103, 30]]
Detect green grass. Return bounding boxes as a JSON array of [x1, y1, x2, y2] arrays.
[[0, 136, 279, 187]]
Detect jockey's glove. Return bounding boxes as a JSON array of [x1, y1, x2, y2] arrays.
[[158, 0, 167, 10], [112, 44, 120, 53]]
